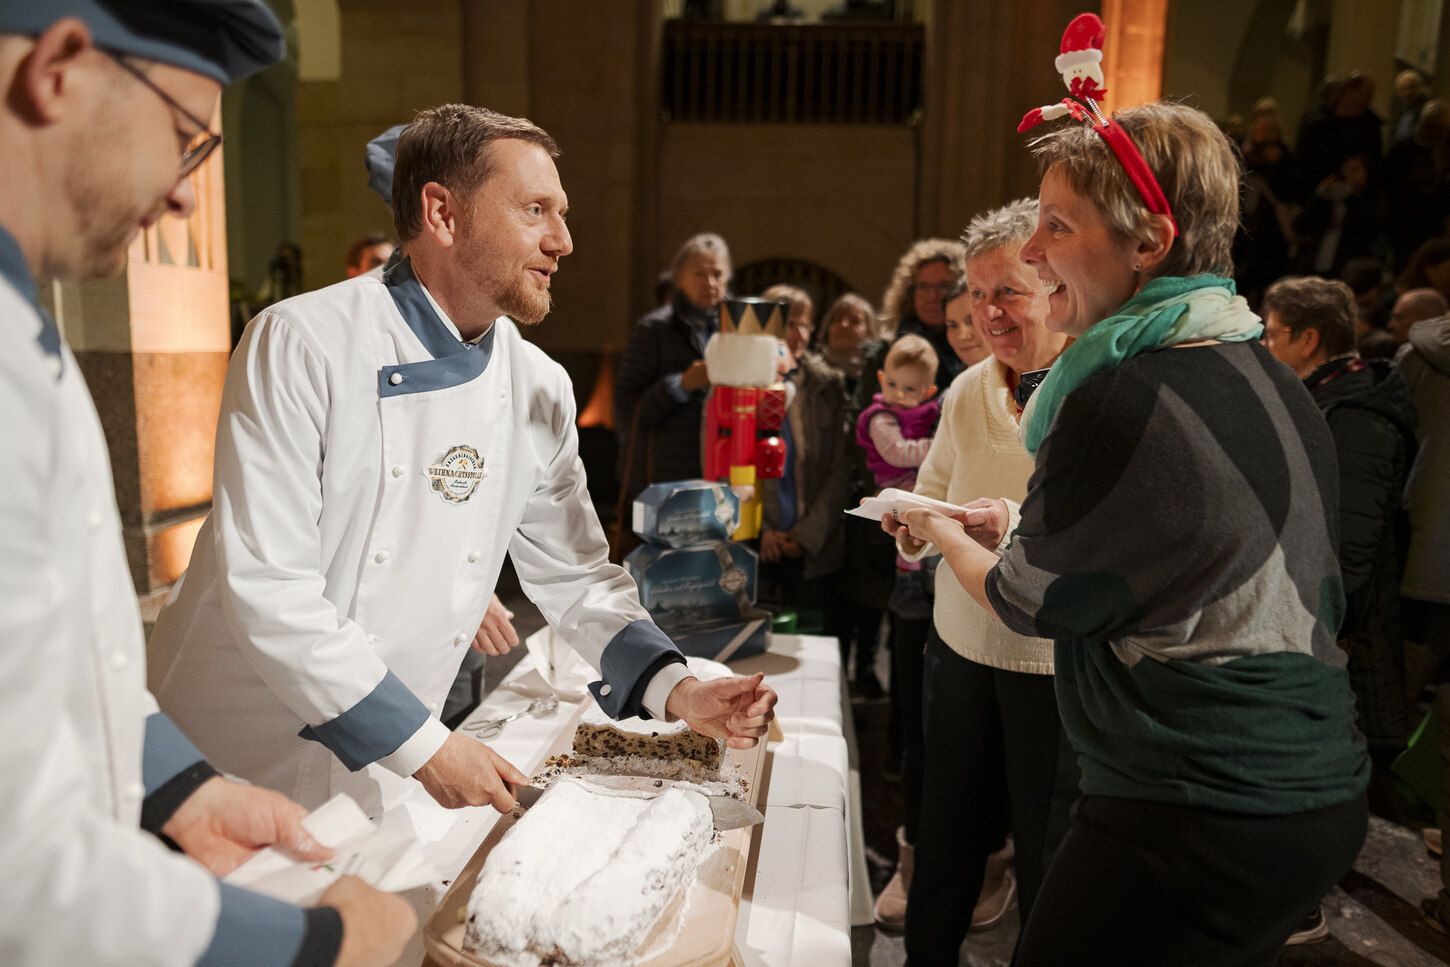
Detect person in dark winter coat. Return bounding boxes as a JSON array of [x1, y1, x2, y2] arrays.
[[613, 233, 731, 554], [1262, 276, 1419, 761]]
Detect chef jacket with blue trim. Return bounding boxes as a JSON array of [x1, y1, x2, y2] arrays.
[[150, 257, 691, 813], [0, 224, 329, 967]]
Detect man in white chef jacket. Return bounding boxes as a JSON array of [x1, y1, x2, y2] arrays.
[[0, 2, 416, 966], [150, 103, 778, 816]]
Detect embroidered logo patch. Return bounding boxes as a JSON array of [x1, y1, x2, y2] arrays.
[[427, 445, 486, 503]]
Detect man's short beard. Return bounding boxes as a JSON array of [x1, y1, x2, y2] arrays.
[[498, 282, 551, 326]]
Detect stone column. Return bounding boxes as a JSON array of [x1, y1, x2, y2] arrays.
[[917, 0, 1090, 240], [46, 136, 232, 605]]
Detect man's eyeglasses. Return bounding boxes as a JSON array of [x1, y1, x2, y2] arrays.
[[105, 51, 222, 178], [1261, 326, 1295, 343]]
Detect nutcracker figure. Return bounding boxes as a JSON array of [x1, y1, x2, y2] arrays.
[[703, 297, 789, 540]]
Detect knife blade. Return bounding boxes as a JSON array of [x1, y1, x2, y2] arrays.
[[511, 783, 764, 831]]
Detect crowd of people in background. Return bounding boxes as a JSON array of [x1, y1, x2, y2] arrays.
[[602, 67, 1450, 957]]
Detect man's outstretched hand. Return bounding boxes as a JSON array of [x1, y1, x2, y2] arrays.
[[665, 673, 777, 749], [162, 775, 333, 877]]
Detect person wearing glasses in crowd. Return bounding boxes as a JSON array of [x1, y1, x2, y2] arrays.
[[858, 238, 971, 403], [0, 2, 416, 966]]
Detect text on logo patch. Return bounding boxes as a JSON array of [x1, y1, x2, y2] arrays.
[[427, 445, 485, 503]]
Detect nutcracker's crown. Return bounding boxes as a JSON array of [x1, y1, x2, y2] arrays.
[[720, 297, 786, 338]]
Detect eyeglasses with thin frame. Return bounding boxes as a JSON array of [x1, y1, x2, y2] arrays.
[[912, 281, 956, 296], [104, 50, 222, 178], [1261, 325, 1295, 343]]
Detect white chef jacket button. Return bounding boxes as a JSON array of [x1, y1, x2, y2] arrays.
[[599, 684, 612, 697], [368, 634, 379, 645], [87, 508, 104, 530], [428, 702, 440, 715], [454, 632, 468, 647], [467, 550, 480, 563], [389, 372, 404, 386], [48, 356, 62, 378], [374, 551, 390, 564], [110, 651, 129, 670], [125, 781, 146, 802], [391, 464, 404, 478]]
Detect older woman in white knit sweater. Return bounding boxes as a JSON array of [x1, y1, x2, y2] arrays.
[[890, 200, 1081, 966]]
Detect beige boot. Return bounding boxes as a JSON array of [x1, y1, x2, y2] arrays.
[[970, 839, 1016, 932], [873, 827, 913, 930]]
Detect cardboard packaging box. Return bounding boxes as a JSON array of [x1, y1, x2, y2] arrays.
[[632, 480, 740, 548], [625, 541, 758, 630]]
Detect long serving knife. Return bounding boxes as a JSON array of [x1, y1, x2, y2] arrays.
[[511, 783, 764, 832]]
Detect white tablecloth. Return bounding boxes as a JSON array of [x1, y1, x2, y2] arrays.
[[386, 632, 858, 967]]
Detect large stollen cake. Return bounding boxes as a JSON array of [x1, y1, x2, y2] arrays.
[[463, 778, 713, 966]]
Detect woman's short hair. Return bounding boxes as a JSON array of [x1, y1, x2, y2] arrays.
[[670, 233, 732, 280], [880, 238, 966, 337], [1029, 101, 1241, 279], [1261, 276, 1357, 358], [761, 283, 813, 321], [818, 291, 878, 346], [960, 198, 1039, 263], [393, 104, 558, 242], [883, 333, 939, 379]]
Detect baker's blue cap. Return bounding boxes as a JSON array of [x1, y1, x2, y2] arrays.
[[0, 0, 286, 85], [365, 124, 407, 208]]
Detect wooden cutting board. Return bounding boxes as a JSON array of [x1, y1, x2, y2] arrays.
[[423, 702, 770, 967]]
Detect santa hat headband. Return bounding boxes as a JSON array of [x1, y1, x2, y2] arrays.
[[1019, 13, 1178, 237]]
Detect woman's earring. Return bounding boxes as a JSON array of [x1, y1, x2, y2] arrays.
[[1133, 262, 1143, 272]]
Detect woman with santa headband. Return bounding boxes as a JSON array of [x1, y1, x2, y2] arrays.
[[889, 15, 1369, 966]]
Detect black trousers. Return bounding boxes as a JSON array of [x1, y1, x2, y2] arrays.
[[891, 613, 929, 842], [904, 632, 1078, 967], [1016, 792, 1368, 967]]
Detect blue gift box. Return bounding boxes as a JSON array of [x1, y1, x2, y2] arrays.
[[625, 541, 758, 630], [632, 480, 740, 548]]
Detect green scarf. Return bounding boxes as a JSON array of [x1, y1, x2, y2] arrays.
[[1022, 276, 1263, 456]]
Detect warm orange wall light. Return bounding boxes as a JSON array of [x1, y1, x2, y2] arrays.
[[1101, 0, 1169, 110]]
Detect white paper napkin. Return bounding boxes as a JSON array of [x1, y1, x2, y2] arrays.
[[225, 793, 438, 905]]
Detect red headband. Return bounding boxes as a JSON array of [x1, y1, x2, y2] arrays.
[[1017, 12, 1178, 237]]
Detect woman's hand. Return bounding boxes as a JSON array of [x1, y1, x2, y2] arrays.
[[898, 506, 1003, 618], [880, 512, 926, 556], [958, 498, 1010, 551], [897, 507, 968, 550]]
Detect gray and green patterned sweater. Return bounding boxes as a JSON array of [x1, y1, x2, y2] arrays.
[[986, 340, 1369, 815]]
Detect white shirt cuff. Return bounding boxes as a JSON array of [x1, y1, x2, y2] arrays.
[[377, 716, 451, 778], [897, 537, 939, 563], [641, 663, 696, 722]]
